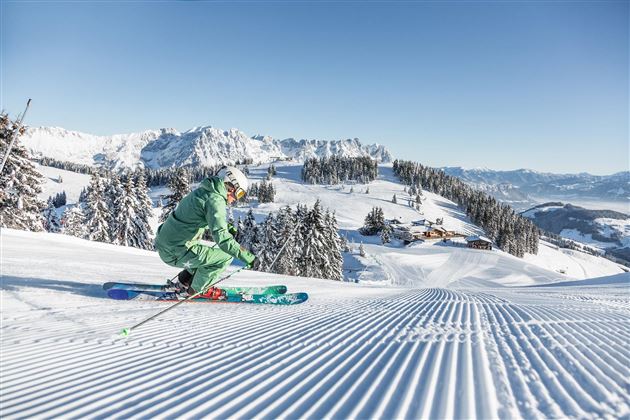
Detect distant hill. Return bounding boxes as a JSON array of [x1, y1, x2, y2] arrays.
[[442, 167, 629, 210], [22, 126, 392, 170], [521, 202, 630, 264]]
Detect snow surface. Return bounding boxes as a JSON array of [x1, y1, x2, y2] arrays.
[[2, 228, 629, 419], [3, 163, 629, 418]]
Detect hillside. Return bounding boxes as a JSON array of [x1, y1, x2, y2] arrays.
[[521, 202, 630, 265], [21, 126, 392, 170], [35, 163, 626, 283]]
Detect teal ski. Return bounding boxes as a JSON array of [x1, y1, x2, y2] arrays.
[[103, 281, 287, 295], [107, 288, 308, 305]]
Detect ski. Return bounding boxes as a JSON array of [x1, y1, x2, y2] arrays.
[[107, 288, 308, 305], [103, 282, 287, 295]]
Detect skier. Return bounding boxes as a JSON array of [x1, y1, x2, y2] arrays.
[[154, 166, 257, 297]]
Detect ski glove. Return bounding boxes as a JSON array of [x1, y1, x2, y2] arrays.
[[246, 256, 259, 270], [240, 248, 256, 268], [227, 223, 237, 236]]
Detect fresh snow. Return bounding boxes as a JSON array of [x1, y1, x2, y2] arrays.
[[2, 163, 629, 418]]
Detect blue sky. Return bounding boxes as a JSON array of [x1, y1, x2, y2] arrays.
[[2, 1, 628, 175]]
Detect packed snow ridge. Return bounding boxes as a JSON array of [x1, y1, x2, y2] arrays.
[[22, 126, 393, 170]]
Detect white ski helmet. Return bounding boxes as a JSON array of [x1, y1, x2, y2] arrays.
[[217, 166, 248, 199]]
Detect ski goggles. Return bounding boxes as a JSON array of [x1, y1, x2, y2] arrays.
[[234, 187, 246, 200]]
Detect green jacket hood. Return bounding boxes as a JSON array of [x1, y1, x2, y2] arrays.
[[199, 176, 227, 200]]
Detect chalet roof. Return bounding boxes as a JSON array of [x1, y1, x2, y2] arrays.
[[465, 235, 492, 244]]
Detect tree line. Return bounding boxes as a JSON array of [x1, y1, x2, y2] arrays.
[[235, 200, 344, 281], [60, 171, 155, 249], [393, 160, 539, 257], [301, 156, 378, 185]]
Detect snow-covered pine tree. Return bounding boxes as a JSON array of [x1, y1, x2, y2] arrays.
[[61, 205, 87, 238], [111, 174, 135, 247], [104, 174, 122, 234], [360, 206, 385, 235], [132, 169, 154, 250], [294, 203, 309, 277], [240, 209, 260, 254], [234, 216, 245, 243], [84, 173, 111, 243], [160, 167, 190, 222], [257, 213, 280, 272], [0, 112, 45, 231], [42, 198, 61, 233], [323, 211, 343, 280], [380, 224, 392, 244], [78, 187, 88, 203], [274, 206, 298, 276], [359, 242, 366, 257], [300, 199, 326, 279]]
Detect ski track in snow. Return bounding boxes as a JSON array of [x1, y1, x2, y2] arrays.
[[2, 286, 629, 419]]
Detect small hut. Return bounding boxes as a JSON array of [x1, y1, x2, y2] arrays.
[[466, 236, 493, 250]]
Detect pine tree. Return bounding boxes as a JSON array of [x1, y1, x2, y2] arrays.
[[132, 170, 155, 250], [392, 194, 397, 204], [61, 205, 87, 238], [51, 191, 67, 208], [0, 112, 45, 231], [240, 209, 260, 254], [380, 224, 392, 244], [323, 211, 343, 280], [42, 198, 61, 232], [113, 175, 140, 247], [300, 200, 326, 278], [274, 206, 298, 276], [84, 174, 111, 242], [257, 213, 279, 271], [360, 206, 385, 235], [359, 242, 366, 257], [160, 167, 190, 222]]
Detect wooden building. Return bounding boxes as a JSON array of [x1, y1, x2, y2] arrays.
[[466, 236, 493, 250]]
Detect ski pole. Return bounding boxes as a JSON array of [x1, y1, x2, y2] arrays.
[[261, 224, 300, 273], [119, 266, 246, 337], [0, 99, 32, 175]]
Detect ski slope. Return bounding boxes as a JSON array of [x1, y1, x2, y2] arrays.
[[2, 228, 629, 419]]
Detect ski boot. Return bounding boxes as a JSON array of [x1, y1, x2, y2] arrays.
[[198, 287, 227, 300], [167, 270, 195, 294]]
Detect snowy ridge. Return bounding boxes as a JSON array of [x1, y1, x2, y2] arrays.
[[21, 126, 392, 170]]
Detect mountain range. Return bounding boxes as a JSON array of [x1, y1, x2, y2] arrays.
[[21, 126, 392, 170], [441, 167, 629, 211]]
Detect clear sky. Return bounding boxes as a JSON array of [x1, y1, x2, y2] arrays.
[[2, 1, 628, 175]]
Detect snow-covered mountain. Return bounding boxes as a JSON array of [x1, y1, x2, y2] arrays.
[[442, 167, 630, 211], [22, 126, 393, 170]]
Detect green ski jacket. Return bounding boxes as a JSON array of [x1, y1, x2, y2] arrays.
[[154, 176, 255, 265]]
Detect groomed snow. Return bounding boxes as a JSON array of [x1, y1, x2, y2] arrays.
[[1, 229, 629, 418]]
